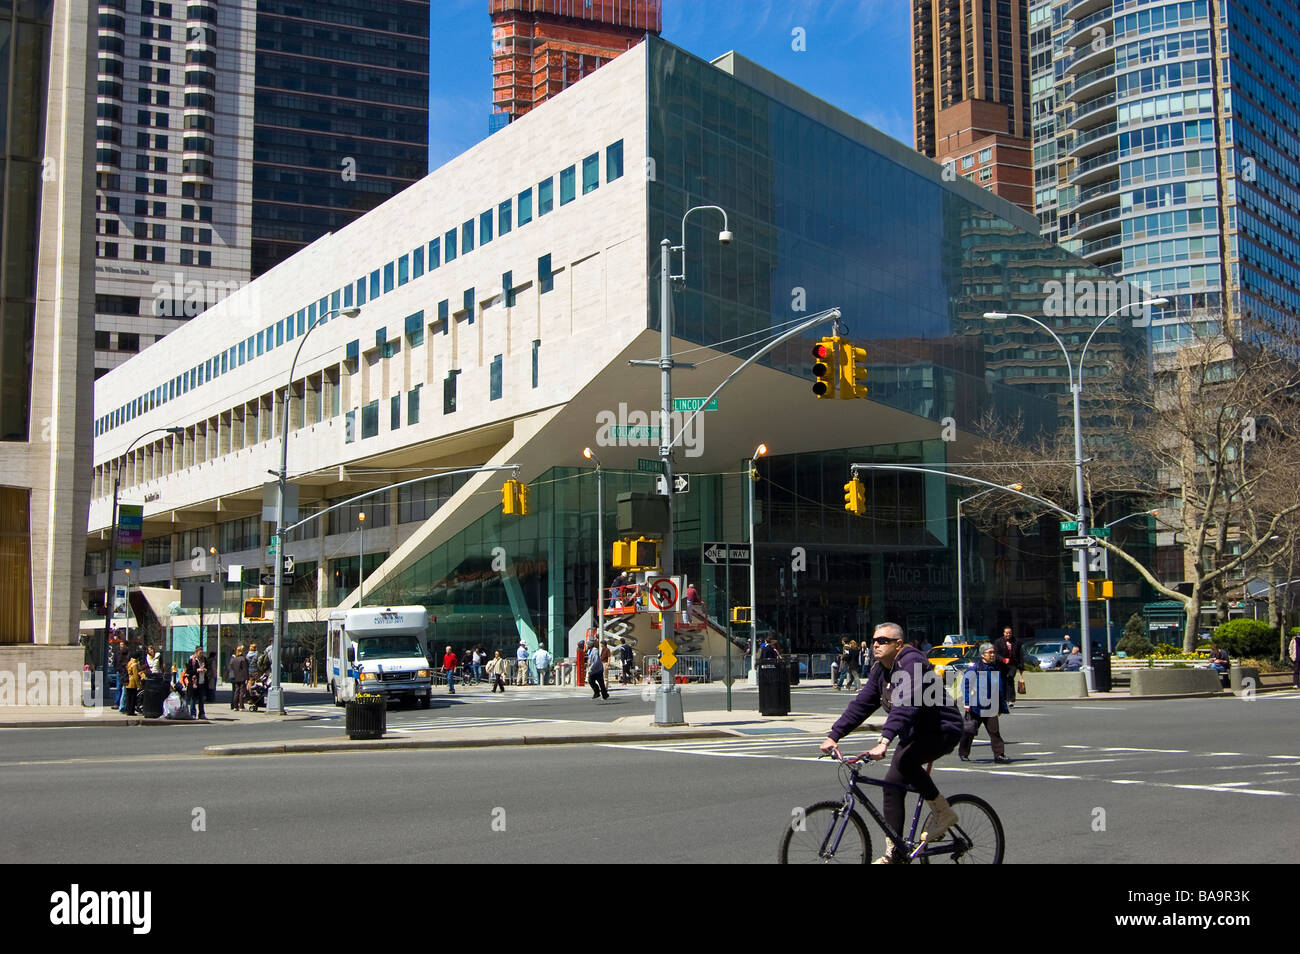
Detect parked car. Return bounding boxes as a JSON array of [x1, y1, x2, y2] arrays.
[[1025, 640, 1071, 671]]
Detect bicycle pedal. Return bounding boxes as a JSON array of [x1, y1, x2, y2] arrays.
[[909, 839, 928, 859]]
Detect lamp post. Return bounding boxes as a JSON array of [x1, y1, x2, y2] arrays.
[[99, 425, 184, 705], [357, 511, 366, 607], [269, 305, 360, 715], [984, 297, 1167, 691], [636, 205, 731, 725], [956, 483, 1022, 639], [746, 443, 767, 681], [583, 447, 604, 646]]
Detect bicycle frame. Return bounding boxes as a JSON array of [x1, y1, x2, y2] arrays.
[[821, 760, 970, 862]]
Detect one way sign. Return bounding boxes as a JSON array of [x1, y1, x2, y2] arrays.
[[702, 541, 751, 564], [656, 473, 690, 494]]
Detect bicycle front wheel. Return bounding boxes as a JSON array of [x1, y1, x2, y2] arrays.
[[778, 800, 871, 864], [918, 793, 1004, 864]]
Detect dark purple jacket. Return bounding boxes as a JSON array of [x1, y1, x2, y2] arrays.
[[828, 644, 963, 746]]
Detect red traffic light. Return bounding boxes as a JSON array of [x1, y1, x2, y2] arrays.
[[811, 342, 830, 360]]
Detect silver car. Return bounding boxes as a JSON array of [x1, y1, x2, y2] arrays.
[[1026, 640, 1071, 671]]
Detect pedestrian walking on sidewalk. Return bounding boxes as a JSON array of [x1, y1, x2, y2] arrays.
[[1290, 631, 1300, 689], [993, 627, 1023, 708], [958, 643, 1010, 764], [488, 650, 507, 693], [587, 639, 609, 700], [228, 645, 248, 710], [443, 646, 458, 694], [123, 651, 145, 716], [184, 647, 208, 719]]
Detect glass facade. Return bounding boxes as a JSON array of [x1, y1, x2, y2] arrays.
[[250, 0, 429, 277]]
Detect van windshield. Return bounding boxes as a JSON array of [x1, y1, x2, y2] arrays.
[[355, 634, 425, 659]]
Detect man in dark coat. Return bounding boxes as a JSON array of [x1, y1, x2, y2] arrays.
[[228, 648, 249, 711], [993, 626, 1023, 708]]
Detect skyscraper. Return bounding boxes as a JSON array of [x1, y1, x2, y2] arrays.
[[911, 0, 1034, 212], [489, 0, 661, 131], [0, 1, 96, 663], [1031, 0, 1300, 345], [91, 0, 430, 379]]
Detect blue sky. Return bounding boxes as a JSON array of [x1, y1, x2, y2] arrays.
[[428, 0, 914, 173]]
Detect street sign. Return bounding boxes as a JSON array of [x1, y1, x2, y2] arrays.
[[262, 481, 299, 524], [673, 397, 718, 413], [637, 457, 665, 474], [656, 473, 691, 494], [658, 638, 678, 671], [1059, 521, 1078, 532], [1091, 527, 1112, 538], [261, 574, 295, 586], [658, 638, 677, 656], [702, 542, 751, 564], [179, 581, 223, 608], [1063, 536, 1097, 549], [648, 577, 680, 611], [611, 425, 660, 440], [283, 555, 295, 573]]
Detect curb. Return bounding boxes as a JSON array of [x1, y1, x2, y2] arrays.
[[1018, 684, 1293, 702], [0, 713, 313, 729], [203, 728, 734, 757]]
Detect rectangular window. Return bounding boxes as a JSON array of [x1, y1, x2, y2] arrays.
[[238, 341, 245, 364], [463, 287, 475, 323], [606, 140, 623, 181], [397, 255, 409, 286], [405, 310, 424, 346], [345, 409, 356, 443], [408, 385, 421, 425], [273, 322, 282, 347], [331, 290, 341, 312], [538, 177, 554, 215], [384, 262, 395, 293], [444, 371, 458, 415], [361, 400, 379, 439], [490, 354, 503, 401], [539, 254, 553, 294], [344, 283, 354, 307], [517, 188, 532, 225], [438, 299, 449, 333], [582, 153, 599, 194], [461, 220, 474, 254], [412, 247, 424, 279], [256, 331, 264, 356], [498, 199, 512, 236], [444, 229, 456, 262], [560, 164, 576, 204], [479, 210, 493, 245], [503, 270, 514, 307], [429, 236, 441, 268], [369, 269, 380, 299], [285, 315, 296, 341], [391, 394, 401, 431], [356, 276, 367, 305]]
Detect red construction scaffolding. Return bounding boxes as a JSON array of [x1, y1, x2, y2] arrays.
[[490, 0, 663, 123]]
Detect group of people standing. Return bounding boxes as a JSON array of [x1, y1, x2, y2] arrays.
[[226, 643, 270, 711], [107, 638, 218, 717], [440, 644, 557, 694]]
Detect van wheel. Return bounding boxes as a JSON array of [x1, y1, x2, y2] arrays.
[[331, 681, 343, 707], [420, 693, 431, 709]]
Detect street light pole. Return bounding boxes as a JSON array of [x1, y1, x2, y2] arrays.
[[269, 305, 360, 715], [747, 443, 767, 679], [984, 297, 1166, 692], [357, 511, 366, 607], [583, 448, 604, 646]]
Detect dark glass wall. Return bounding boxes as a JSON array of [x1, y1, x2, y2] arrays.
[[251, 0, 429, 277], [0, 1, 51, 442]]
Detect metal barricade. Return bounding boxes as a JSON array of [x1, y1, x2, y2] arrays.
[[642, 654, 712, 682]]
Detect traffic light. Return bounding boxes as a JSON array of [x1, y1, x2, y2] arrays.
[[1076, 580, 1114, 600], [501, 479, 529, 515], [843, 477, 866, 516], [612, 540, 631, 569], [629, 537, 659, 570], [840, 340, 869, 399], [243, 598, 269, 621], [811, 337, 838, 398]]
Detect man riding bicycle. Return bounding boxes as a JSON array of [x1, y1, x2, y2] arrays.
[[820, 622, 964, 863]]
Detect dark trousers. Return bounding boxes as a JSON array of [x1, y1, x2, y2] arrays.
[[882, 731, 960, 841], [188, 686, 206, 719], [589, 671, 608, 699], [958, 713, 1005, 759], [232, 682, 246, 709], [1293, 653, 1299, 688], [492, 674, 505, 692], [124, 687, 138, 716]]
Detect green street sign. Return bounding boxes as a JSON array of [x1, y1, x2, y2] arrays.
[[674, 397, 718, 413], [611, 425, 660, 440], [638, 458, 665, 474], [1059, 521, 1078, 532], [1092, 527, 1112, 538]]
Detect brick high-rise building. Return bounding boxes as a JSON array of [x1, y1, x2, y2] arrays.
[[489, 0, 661, 132], [910, 0, 1033, 213]]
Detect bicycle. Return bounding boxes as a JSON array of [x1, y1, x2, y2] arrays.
[[778, 749, 1004, 864]]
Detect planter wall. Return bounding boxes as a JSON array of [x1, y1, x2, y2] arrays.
[[1019, 671, 1088, 699], [1129, 668, 1222, 696], [1229, 666, 1260, 695]]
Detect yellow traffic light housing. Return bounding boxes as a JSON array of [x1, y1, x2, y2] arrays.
[[843, 477, 866, 516], [1076, 580, 1114, 600], [840, 341, 869, 399], [811, 336, 839, 398], [629, 537, 659, 570], [517, 481, 529, 515], [501, 479, 529, 515], [612, 539, 631, 568], [243, 598, 269, 621], [501, 480, 517, 515]]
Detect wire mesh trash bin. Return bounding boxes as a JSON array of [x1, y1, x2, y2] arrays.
[[140, 673, 166, 719], [758, 661, 790, 716], [786, 656, 801, 686], [346, 693, 386, 739]]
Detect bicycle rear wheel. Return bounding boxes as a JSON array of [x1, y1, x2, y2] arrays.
[[918, 793, 1004, 864], [778, 800, 870, 864]]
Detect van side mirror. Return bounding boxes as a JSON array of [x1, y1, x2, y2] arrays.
[[347, 647, 356, 663]]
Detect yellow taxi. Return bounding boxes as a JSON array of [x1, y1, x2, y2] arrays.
[[928, 642, 978, 677]]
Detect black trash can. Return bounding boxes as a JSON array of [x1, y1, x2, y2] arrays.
[[758, 662, 790, 716], [1090, 646, 1112, 693], [345, 694, 386, 739], [786, 655, 801, 686], [140, 673, 166, 719]]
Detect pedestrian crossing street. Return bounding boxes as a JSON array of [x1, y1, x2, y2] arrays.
[[602, 735, 1300, 799], [301, 714, 572, 733]]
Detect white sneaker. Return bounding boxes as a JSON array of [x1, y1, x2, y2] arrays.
[[871, 837, 899, 864], [922, 796, 960, 842]]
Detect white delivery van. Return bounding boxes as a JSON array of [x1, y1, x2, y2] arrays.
[[327, 606, 433, 709]]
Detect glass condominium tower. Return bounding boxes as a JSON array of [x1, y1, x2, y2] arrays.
[[1031, 0, 1300, 347]]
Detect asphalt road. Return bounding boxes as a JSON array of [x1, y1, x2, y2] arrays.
[[2, 688, 1297, 864]]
